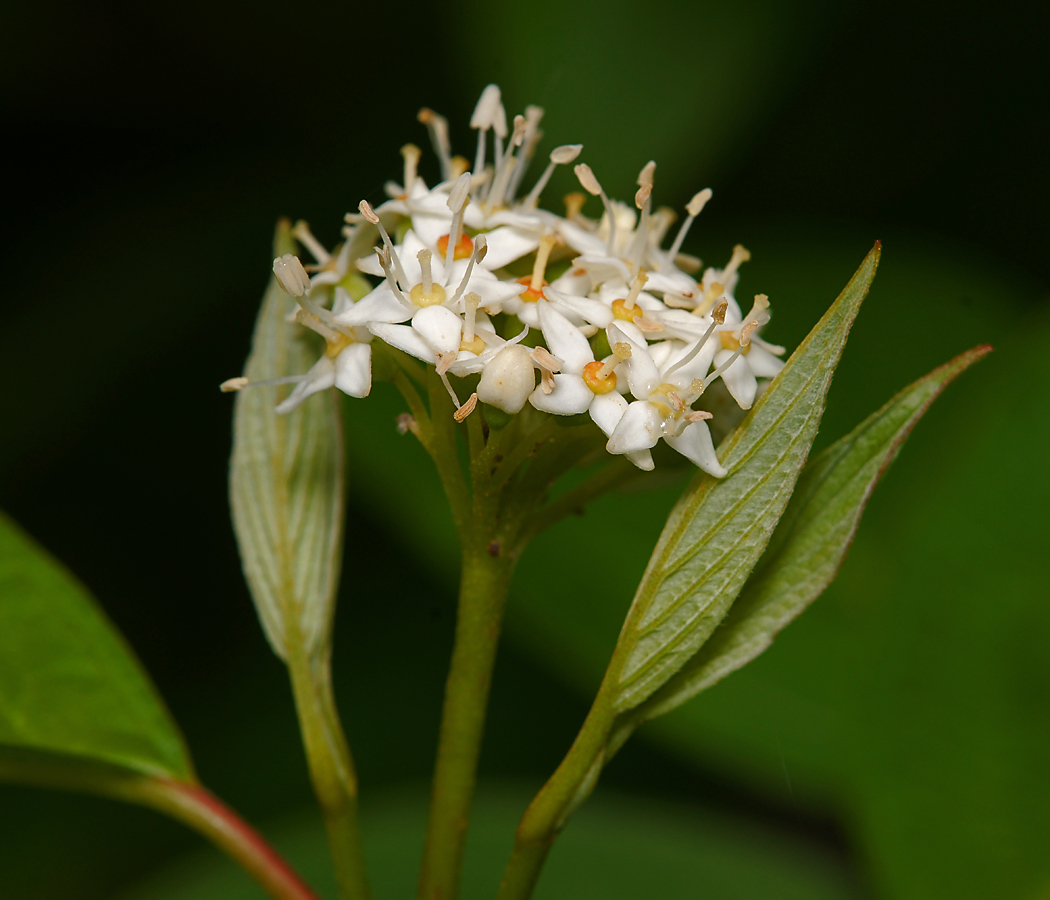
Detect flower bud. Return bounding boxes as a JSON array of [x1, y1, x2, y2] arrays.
[[477, 344, 536, 414]]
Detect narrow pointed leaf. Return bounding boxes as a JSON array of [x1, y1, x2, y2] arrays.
[[0, 510, 193, 780], [229, 221, 345, 659], [606, 246, 880, 713], [626, 344, 992, 728]]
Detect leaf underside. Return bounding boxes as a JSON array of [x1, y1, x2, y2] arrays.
[[605, 245, 881, 714], [628, 343, 992, 731]]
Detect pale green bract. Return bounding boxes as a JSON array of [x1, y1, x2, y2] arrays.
[[605, 246, 880, 714], [229, 221, 346, 660]]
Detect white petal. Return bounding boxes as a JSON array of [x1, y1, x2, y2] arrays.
[[538, 302, 594, 374], [546, 287, 614, 328], [412, 211, 455, 249], [481, 226, 541, 269], [557, 220, 606, 256], [369, 323, 437, 364], [588, 390, 628, 437], [665, 421, 727, 477], [645, 268, 698, 296], [275, 356, 336, 414], [626, 449, 655, 470], [356, 254, 385, 276], [334, 285, 411, 326], [412, 305, 462, 356], [333, 343, 372, 398], [607, 324, 660, 398], [714, 349, 758, 410], [744, 344, 785, 378], [528, 374, 592, 415], [606, 400, 662, 454]]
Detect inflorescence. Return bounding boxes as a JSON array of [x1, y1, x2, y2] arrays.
[[225, 84, 787, 475]]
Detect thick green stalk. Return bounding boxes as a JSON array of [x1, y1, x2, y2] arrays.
[[417, 541, 515, 900], [286, 634, 372, 900]]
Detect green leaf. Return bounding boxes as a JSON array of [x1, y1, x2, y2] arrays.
[[605, 245, 880, 713], [229, 220, 345, 659], [627, 344, 992, 729], [0, 510, 192, 780]]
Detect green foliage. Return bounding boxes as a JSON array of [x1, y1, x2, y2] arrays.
[[605, 246, 880, 714], [624, 343, 991, 731], [0, 511, 192, 781], [117, 786, 861, 900], [229, 222, 345, 659]]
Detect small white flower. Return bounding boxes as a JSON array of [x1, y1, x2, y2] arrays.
[[527, 303, 651, 469], [604, 324, 726, 476]]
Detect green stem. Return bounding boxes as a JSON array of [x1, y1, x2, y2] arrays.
[[286, 638, 372, 900], [417, 541, 516, 900]]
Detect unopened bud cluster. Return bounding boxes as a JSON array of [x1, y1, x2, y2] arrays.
[[230, 85, 787, 474]]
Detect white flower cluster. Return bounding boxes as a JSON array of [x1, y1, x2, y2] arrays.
[[238, 85, 787, 476]]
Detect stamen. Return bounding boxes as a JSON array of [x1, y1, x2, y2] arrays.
[[396, 413, 417, 435], [417, 108, 453, 181], [418, 249, 434, 295], [624, 270, 648, 309], [530, 233, 559, 292], [359, 200, 410, 289], [694, 281, 725, 317], [220, 374, 306, 392], [273, 254, 311, 297], [292, 221, 331, 267], [445, 171, 473, 272], [664, 317, 720, 378], [563, 191, 587, 222], [684, 409, 713, 423], [705, 344, 746, 388], [470, 84, 503, 175], [449, 156, 471, 179], [448, 234, 488, 307], [665, 188, 712, 264], [722, 244, 751, 282], [524, 144, 583, 207], [374, 246, 410, 306], [574, 163, 617, 252], [597, 341, 632, 380], [454, 392, 479, 423], [530, 346, 561, 394], [485, 115, 528, 210], [463, 291, 481, 343], [505, 105, 546, 201], [293, 307, 343, 344], [400, 144, 421, 196], [438, 369, 461, 407]]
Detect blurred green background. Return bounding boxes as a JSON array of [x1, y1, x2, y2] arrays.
[[1, 0, 1048, 898]]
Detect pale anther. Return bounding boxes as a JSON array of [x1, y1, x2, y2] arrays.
[[273, 254, 311, 296], [220, 377, 249, 392]]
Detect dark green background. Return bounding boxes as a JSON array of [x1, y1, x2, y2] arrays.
[[1, 1, 1047, 898]]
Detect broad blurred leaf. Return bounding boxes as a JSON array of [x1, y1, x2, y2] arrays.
[[118, 784, 861, 900], [625, 344, 990, 729], [605, 246, 879, 713], [0, 510, 192, 780], [229, 221, 345, 658]]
